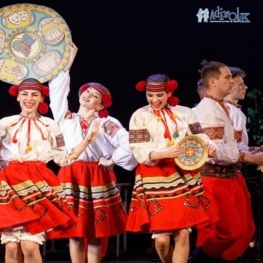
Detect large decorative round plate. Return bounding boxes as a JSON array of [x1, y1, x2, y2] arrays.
[[175, 135, 208, 170], [0, 3, 72, 84]]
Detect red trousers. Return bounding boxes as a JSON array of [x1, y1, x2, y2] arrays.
[[196, 172, 255, 261]]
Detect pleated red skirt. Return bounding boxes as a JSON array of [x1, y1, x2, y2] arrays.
[[1, 161, 77, 236], [0, 174, 39, 230], [126, 159, 218, 233], [55, 161, 127, 238]]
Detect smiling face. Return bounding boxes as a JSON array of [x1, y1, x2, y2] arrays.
[[17, 89, 43, 117], [146, 88, 171, 110], [8, 12, 21, 25], [79, 87, 104, 111]]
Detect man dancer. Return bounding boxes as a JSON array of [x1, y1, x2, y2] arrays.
[[189, 61, 263, 263]]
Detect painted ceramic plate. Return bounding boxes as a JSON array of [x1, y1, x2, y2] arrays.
[[0, 3, 72, 84], [175, 135, 208, 170]]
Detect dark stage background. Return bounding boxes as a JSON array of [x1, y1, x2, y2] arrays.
[[0, 0, 263, 180], [0, 1, 263, 260]]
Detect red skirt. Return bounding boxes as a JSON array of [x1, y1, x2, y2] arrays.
[[1, 161, 77, 236], [126, 159, 217, 233], [0, 174, 40, 230], [55, 161, 127, 238]]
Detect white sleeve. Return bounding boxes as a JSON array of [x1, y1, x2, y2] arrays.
[[195, 108, 239, 163], [49, 70, 70, 124], [186, 109, 219, 153], [48, 121, 72, 167], [129, 110, 156, 166], [101, 118, 138, 170], [238, 126, 249, 151], [0, 120, 6, 138]]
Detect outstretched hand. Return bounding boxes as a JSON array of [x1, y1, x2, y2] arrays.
[[85, 120, 100, 144]]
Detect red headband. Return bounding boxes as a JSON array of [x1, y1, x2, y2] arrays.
[[9, 79, 50, 114], [135, 80, 180, 106], [145, 83, 166, 92], [79, 83, 112, 118]]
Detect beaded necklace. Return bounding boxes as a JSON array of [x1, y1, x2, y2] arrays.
[[153, 106, 179, 146]]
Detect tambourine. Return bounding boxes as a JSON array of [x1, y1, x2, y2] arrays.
[[0, 3, 72, 84], [175, 135, 208, 170]]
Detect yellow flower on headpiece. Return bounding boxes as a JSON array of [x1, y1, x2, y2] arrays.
[[157, 116, 162, 121], [172, 114, 177, 119]]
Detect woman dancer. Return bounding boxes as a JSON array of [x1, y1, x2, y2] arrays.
[[49, 44, 137, 263], [0, 78, 99, 263]]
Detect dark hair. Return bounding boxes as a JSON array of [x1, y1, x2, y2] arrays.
[[228, 66, 246, 78], [201, 61, 227, 87], [147, 74, 169, 84]]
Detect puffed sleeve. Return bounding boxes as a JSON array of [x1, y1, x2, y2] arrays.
[[184, 107, 218, 153], [195, 100, 239, 163], [0, 119, 6, 139], [128, 108, 156, 166], [47, 120, 72, 167], [49, 70, 70, 124], [101, 117, 138, 170]]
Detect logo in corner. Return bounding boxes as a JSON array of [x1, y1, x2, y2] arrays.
[[196, 8, 210, 23], [196, 6, 250, 23]]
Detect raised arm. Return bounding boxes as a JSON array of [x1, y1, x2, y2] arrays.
[[48, 44, 78, 124]]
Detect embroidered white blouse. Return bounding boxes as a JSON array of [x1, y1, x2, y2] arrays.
[[194, 97, 239, 165], [129, 104, 214, 166], [0, 115, 70, 166], [226, 102, 249, 151], [49, 70, 137, 171]]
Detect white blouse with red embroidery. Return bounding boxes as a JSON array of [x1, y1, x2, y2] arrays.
[[194, 97, 239, 164], [49, 70, 137, 171], [0, 115, 70, 166]]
